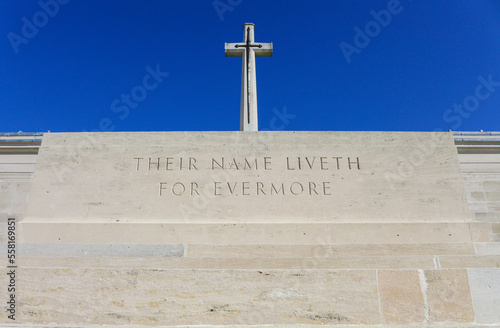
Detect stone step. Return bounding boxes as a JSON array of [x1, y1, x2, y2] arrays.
[[18, 221, 491, 244], [0, 325, 496, 328], [17, 255, 500, 270], [2, 243, 482, 258], [475, 242, 500, 255], [186, 244, 478, 258]]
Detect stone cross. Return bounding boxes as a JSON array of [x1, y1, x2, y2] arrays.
[[225, 23, 273, 131]]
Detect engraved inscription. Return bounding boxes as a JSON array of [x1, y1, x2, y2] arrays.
[[133, 155, 361, 197]]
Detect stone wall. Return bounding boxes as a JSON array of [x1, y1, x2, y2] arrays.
[[0, 131, 498, 327], [0, 134, 40, 243], [456, 132, 500, 242]]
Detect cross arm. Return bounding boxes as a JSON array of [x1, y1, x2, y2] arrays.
[[225, 43, 244, 57], [254, 42, 273, 57], [225, 42, 273, 57]]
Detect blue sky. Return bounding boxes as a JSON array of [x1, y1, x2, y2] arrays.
[[1, 0, 500, 132]]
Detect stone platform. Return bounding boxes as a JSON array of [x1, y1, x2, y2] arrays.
[[1, 131, 499, 327], [1, 242, 499, 326]]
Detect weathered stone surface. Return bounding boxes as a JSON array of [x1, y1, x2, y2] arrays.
[[2, 131, 495, 327], [425, 269, 474, 322], [187, 244, 476, 258], [0, 146, 37, 218], [0, 243, 185, 257], [468, 268, 500, 324], [24, 132, 471, 226], [19, 222, 482, 244], [438, 255, 500, 268], [0, 173, 33, 224], [469, 222, 492, 242], [462, 172, 500, 224], [475, 242, 500, 255], [378, 270, 425, 324], [0, 325, 497, 328], [15, 254, 497, 272], [10, 255, 437, 270], [1, 268, 379, 326], [0, 271, 8, 321]]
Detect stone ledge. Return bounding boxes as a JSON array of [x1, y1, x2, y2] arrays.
[[187, 244, 478, 257], [0, 243, 185, 258], [18, 222, 490, 244], [2, 322, 498, 326], [12, 255, 500, 270], [1, 243, 479, 258], [0, 325, 499, 328]]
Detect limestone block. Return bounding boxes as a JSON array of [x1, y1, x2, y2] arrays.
[[378, 270, 425, 324], [475, 242, 500, 255], [425, 269, 474, 322], [25, 132, 471, 226], [469, 222, 492, 242], [468, 268, 500, 324], [0, 172, 33, 217], [475, 212, 500, 222], [485, 192, 500, 201], [484, 181, 500, 191]]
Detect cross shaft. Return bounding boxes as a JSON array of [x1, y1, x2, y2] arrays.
[[225, 23, 273, 131]]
